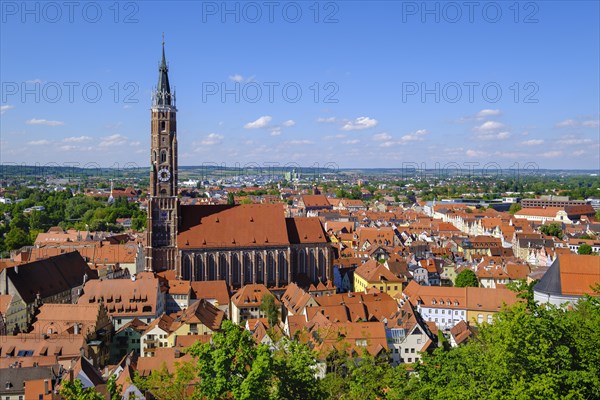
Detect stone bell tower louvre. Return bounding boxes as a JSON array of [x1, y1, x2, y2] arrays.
[[145, 42, 333, 288]]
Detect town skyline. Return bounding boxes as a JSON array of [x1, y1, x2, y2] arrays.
[[1, 1, 599, 169]]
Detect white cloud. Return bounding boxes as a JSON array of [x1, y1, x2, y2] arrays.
[[466, 149, 487, 157], [557, 135, 594, 145], [342, 116, 378, 131], [317, 117, 336, 123], [572, 150, 587, 156], [130, 141, 141, 146], [473, 120, 510, 140], [59, 145, 77, 151], [582, 120, 600, 128], [228, 74, 254, 83], [282, 119, 296, 127], [473, 121, 504, 132], [373, 132, 392, 141], [541, 151, 562, 158], [270, 127, 282, 136], [289, 140, 314, 145], [200, 133, 224, 145], [556, 118, 599, 128], [27, 140, 51, 146], [63, 136, 91, 142], [476, 131, 511, 140], [494, 151, 527, 158], [244, 115, 272, 129], [399, 129, 428, 142], [556, 119, 578, 128], [1, 105, 14, 114], [99, 134, 128, 147], [343, 139, 360, 144], [476, 109, 501, 119], [458, 109, 502, 123], [520, 139, 544, 146], [379, 141, 396, 148], [26, 118, 64, 126]]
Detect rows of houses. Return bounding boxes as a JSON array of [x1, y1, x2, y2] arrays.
[[0, 191, 598, 398]]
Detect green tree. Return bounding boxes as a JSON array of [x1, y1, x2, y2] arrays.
[[227, 192, 235, 205], [508, 202, 522, 214], [437, 330, 451, 351], [345, 352, 408, 400], [4, 227, 31, 250], [578, 244, 593, 255], [260, 293, 280, 328], [273, 339, 324, 400], [133, 361, 197, 400], [60, 380, 102, 400], [454, 269, 479, 287], [9, 213, 29, 231], [539, 222, 563, 238], [60, 376, 121, 400], [188, 320, 268, 399], [410, 295, 600, 400], [188, 320, 321, 400]]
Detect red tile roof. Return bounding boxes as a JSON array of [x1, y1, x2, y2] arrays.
[[559, 254, 600, 296], [178, 204, 289, 248]]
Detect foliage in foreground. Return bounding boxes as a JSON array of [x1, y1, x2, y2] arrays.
[[129, 289, 600, 400], [411, 289, 600, 400], [454, 269, 479, 287]]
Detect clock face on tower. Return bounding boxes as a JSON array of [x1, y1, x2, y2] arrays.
[[158, 167, 171, 182]]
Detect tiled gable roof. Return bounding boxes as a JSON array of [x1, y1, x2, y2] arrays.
[[231, 284, 278, 307], [286, 217, 328, 244], [78, 273, 160, 318], [5, 252, 95, 303], [178, 204, 289, 248], [355, 259, 404, 283], [177, 299, 224, 331], [302, 195, 332, 208]]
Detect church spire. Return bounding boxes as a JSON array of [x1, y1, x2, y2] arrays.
[[154, 34, 173, 107]]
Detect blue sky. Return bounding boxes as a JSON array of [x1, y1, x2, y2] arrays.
[[1, 1, 599, 170]]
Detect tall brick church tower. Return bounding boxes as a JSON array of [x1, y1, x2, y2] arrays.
[[145, 40, 178, 272]]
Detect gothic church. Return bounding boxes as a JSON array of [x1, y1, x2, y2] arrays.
[[145, 43, 333, 288]]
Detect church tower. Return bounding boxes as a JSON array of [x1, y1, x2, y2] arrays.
[[145, 39, 179, 272]]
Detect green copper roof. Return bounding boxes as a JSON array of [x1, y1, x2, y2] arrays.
[[155, 41, 171, 106]]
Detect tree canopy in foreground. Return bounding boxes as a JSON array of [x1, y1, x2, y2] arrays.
[[131, 285, 600, 400]]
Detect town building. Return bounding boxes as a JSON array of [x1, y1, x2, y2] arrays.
[[0, 252, 95, 334], [143, 44, 334, 288], [354, 259, 406, 296], [521, 195, 589, 208], [78, 272, 165, 330], [533, 254, 600, 307]]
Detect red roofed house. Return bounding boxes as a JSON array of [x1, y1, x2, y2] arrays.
[[177, 204, 333, 289], [230, 284, 280, 324], [534, 254, 600, 307]]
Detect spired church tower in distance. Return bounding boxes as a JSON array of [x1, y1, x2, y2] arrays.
[[145, 40, 179, 272]]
